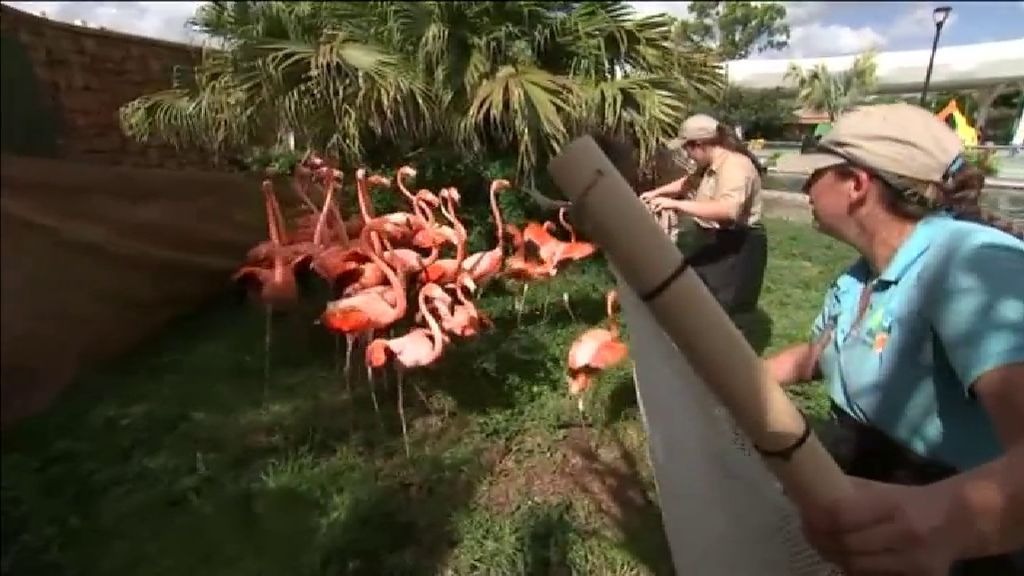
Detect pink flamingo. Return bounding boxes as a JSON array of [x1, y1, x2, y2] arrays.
[[321, 218, 409, 414], [365, 282, 452, 456], [566, 290, 629, 418], [459, 179, 511, 288]]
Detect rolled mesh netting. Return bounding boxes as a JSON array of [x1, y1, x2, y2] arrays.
[[614, 269, 842, 576]]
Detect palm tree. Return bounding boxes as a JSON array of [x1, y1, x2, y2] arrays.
[[119, 1, 724, 179], [783, 50, 877, 122]]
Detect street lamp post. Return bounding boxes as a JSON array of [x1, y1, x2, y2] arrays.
[[920, 6, 952, 107]]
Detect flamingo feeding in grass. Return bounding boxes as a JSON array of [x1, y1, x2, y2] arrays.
[[366, 282, 452, 457], [566, 290, 629, 419]]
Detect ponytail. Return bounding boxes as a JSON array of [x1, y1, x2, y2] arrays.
[[834, 164, 1023, 240], [712, 124, 767, 177]]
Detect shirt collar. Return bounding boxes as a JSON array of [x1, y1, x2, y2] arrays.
[[708, 148, 729, 174], [835, 213, 950, 292], [877, 213, 950, 283]]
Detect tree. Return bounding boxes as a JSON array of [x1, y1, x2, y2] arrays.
[[784, 50, 878, 122], [671, 1, 789, 60], [703, 88, 795, 140], [118, 1, 724, 180]]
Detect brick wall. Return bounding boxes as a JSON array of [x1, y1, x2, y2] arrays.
[[0, 4, 217, 169]]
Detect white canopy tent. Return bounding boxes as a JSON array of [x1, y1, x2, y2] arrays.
[[725, 39, 1024, 95]]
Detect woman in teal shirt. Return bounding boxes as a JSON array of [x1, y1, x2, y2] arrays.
[[768, 103, 1024, 575]]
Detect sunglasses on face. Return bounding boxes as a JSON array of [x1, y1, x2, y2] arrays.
[[803, 144, 903, 193]]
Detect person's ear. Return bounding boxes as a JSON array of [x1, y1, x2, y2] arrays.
[[846, 168, 873, 209]]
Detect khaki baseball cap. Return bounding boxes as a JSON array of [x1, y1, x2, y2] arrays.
[[776, 103, 965, 185], [666, 114, 719, 150]]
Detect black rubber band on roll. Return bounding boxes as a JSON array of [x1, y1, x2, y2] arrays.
[[639, 258, 690, 302], [753, 409, 812, 462]]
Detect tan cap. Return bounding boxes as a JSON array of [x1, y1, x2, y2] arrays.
[[666, 114, 719, 150], [776, 103, 964, 185]]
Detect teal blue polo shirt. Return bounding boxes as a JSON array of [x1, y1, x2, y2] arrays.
[[811, 213, 1024, 472]]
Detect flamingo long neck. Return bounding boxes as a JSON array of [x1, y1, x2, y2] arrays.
[[329, 174, 349, 247], [291, 167, 319, 212], [360, 224, 406, 319], [488, 184, 505, 254], [606, 292, 620, 336], [411, 197, 441, 266], [455, 282, 473, 307], [397, 170, 417, 212], [355, 174, 374, 222], [418, 289, 445, 358], [507, 225, 526, 258], [441, 194, 467, 264], [418, 194, 436, 225], [558, 208, 578, 244], [312, 174, 336, 247], [264, 181, 291, 246]]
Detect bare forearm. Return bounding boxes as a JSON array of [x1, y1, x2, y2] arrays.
[[940, 444, 1024, 559], [765, 343, 818, 386]]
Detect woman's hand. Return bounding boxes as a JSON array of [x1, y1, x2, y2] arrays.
[[639, 190, 668, 203], [646, 197, 684, 213], [801, 476, 963, 575]]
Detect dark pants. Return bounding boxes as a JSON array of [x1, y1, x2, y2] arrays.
[[828, 405, 1024, 575], [683, 226, 768, 315]]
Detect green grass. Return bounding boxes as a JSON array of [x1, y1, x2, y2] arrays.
[[1, 219, 856, 576]]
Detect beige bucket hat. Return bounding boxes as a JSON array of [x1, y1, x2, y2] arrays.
[[776, 103, 966, 185], [666, 114, 719, 150]]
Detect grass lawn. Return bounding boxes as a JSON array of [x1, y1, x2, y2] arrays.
[[1, 219, 856, 576]]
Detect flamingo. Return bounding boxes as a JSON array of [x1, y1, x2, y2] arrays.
[[566, 290, 629, 418], [460, 179, 511, 288], [321, 218, 409, 414], [418, 187, 469, 286], [501, 223, 562, 325], [365, 166, 430, 246], [425, 273, 491, 338], [549, 208, 597, 264], [365, 282, 452, 457], [232, 179, 302, 392], [411, 189, 458, 250]]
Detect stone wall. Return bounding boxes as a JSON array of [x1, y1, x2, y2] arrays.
[[0, 3, 214, 169]]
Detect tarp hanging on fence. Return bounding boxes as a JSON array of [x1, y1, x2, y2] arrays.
[[1, 155, 266, 427], [613, 269, 840, 576]]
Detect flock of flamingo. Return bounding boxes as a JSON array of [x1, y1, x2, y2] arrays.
[[234, 153, 630, 455]]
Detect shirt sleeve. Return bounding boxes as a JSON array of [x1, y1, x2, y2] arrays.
[[713, 159, 753, 220], [924, 236, 1024, 393]]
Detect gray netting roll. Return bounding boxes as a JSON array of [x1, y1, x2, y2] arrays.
[[616, 271, 842, 576]]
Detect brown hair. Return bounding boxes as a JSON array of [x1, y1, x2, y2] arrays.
[[676, 123, 766, 197], [832, 164, 1023, 240], [711, 124, 768, 177]]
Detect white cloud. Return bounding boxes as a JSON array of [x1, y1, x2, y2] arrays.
[[627, 1, 690, 19], [2, 1, 205, 44], [885, 2, 958, 42], [781, 22, 887, 58]]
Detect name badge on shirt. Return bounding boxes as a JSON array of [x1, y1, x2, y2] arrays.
[[865, 309, 893, 354]]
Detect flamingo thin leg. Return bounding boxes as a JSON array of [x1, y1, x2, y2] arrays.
[[516, 284, 529, 327], [263, 304, 273, 399], [413, 382, 434, 415], [397, 369, 410, 457], [334, 334, 341, 374], [563, 292, 577, 322], [367, 364, 381, 418]]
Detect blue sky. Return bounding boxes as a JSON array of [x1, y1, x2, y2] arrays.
[[4, 1, 1023, 60]]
